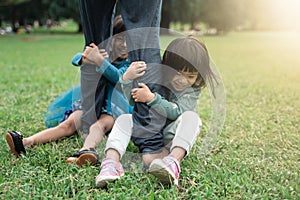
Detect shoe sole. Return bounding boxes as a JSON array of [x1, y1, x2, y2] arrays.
[[149, 161, 176, 185], [75, 153, 98, 167], [95, 176, 119, 188], [5, 132, 20, 158], [66, 157, 77, 163]]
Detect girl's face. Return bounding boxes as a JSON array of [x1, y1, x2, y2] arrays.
[[111, 34, 128, 61], [170, 67, 198, 92]]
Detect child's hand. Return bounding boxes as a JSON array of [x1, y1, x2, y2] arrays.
[[122, 61, 146, 81], [131, 83, 155, 103], [99, 49, 109, 59], [82, 43, 105, 66]]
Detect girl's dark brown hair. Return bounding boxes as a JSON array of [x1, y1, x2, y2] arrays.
[[162, 37, 218, 95], [113, 15, 126, 35]]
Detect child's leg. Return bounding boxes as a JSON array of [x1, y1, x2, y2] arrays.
[[142, 111, 201, 166], [169, 111, 202, 161], [23, 110, 82, 147], [104, 114, 133, 162], [67, 114, 114, 167], [95, 114, 133, 188], [148, 111, 202, 185], [142, 148, 169, 167], [6, 110, 82, 158], [81, 114, 114, 151]]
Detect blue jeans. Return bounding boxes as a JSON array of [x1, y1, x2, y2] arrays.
[[78, 0, 165, 154]]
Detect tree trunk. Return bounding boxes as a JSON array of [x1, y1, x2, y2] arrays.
[[78, 22, 82, 33], [11, 6, 18, 32], [160, 0, 170, 35]]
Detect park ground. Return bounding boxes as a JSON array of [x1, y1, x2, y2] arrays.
[[0, 31, 299, 199]]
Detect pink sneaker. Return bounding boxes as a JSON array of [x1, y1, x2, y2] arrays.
[[149, 155, 181, 186], [95, 158, 124, 188]]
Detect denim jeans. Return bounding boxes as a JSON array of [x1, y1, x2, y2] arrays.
[[78, 0, 165, 153]]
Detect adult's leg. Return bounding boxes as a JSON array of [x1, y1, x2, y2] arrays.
[[23, 110, 82, 147], [119, 0, 166, 154], [78, 0, 116, 133], [78, 0, 116, 46]]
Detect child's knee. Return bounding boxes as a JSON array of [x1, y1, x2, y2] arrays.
[[57, 120, 76, 133], [89, 122, 109, 134]]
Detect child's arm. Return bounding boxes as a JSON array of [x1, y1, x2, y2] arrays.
[[120, 62, 146, 105], [82, 43, 106, 67], [71, 43, 107, 67], [71, 53, 84, 66], [81, 43, 128, 84], [132, 84, 200, 120], [97, 59, 129, 84]]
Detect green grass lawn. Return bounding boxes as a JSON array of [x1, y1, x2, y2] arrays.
[[0, 31, 299, 199]]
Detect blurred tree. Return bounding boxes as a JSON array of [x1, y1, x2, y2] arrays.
[[48, 0, 82, 32], [160, 0, 244, 33], [0, 0, 82, 32], [200, 0, 244, 33], [1, 0, 296, 33], [173, 0, 190, 30], [0, 0, 31, 6], [177, 0, 203, 30], [0, 0, 49, 31], [244, 0, 274, 30], [160, 0, 172, 34]]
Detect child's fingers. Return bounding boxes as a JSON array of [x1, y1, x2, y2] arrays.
[[137, 62, 146, 68], [136, 61, 146, 65], [138, 83, 147, 88], [102, 52, 109, 59], [132, 62, 138, 66], [90, 43, 97, 48], [132, 62, 146, 72], [84, 46, 92, 54], [131, 88, 138, 93], [137, 71, 146, 77], [138, 66, 146, 72]]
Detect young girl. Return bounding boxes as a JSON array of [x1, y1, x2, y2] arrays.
[[95, 37, 218, 187], [5, 15, 146, 167]]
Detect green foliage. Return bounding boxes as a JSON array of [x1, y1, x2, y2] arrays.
[[200, 0, 244, 31], [1, 1, 300, 33], [0, 0, 81, 32], [0, 32, 299, 199], [48, 0, 80, 24], [0, 0, 31, 6]]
